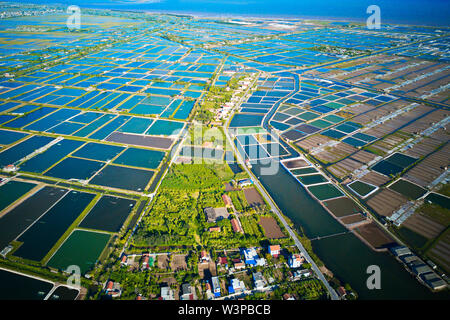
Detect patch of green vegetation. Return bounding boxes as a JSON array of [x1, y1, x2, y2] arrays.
[[417, 203, 450, 227], [424, 228, 450, 274], [162, 163, 234, 190], [240, 215, 264, 238], [228, 190, 249, 212], [364, 145, 387, 157], [261, 279, 328, 300], [132, 163, 270, 249], [437, 183, 450, 197], [396, 226, 428, 250]]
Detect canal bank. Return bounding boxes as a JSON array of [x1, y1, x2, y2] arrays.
[[252, 160, 449, 300]]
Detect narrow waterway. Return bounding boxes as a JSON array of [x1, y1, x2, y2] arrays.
[[252, 160, 449, 300]]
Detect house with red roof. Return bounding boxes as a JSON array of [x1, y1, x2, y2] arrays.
[[268, 245, 281, 258], [231, 218, 244, 234]]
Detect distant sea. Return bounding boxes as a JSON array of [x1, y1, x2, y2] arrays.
[[15, 0, 450, 27]]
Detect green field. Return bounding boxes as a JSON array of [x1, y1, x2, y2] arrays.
[[47, 230, 110, 274]]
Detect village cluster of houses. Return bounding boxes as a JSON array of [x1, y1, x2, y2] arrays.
[[214, 75, 254, 122], [110, 235, 314, 300], [120, 252, 155, 271], [197, 245, 312, 299]]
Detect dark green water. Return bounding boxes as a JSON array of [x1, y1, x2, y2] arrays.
[[48, 286, 79, 300], [0, 269, 53, 300], [0, 180, 36, 212], [252, 161, 449, 300]]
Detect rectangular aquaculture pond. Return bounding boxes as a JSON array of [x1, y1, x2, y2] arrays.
[[90, 164, 154, 192], [307, 183, 344, 201], [79, 195, 136, 232], [348, 180, 377, 198], [14, 190, 96, 261], [47, 229, 111, 274], [389, 179, 427, 200], [0, 180, 36, 212]]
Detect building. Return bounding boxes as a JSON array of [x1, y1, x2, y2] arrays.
[[141, 254, 150, 270], [211, 277, 221, 298], [208, 226, 221, 232], [234, 261, 245, 270], [337, 286, 347, 297], [241, 248, 265, 266], [252, 272, 267, 290], [283, 293, 295, 300], [400, 254, 420, 265], [222, 194, 232, 207], [231, 218, 243, 234], [390, 246, 412, 257], [161, 286, 174, 300], [200, 250, 211, 263], [180, 283, 196, 300], [3, 164, 18, 172], [228, 278, 246, 294], [427, 260, 437, 270], [293, 269, 312, 279], [217, 257, 228, 269], [104, 281, 121, 298], [238, 178, 253, 188], [411, 264, 433, 276], [268, 245, 281, 258], [204, 207, 230, 223], [120, 254, 128, 266], [288, 254, 305, 268], [420, 273, 447, 291]]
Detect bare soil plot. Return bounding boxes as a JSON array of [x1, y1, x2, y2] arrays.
[[224, 182, 237, 192], [259, 216, 286, 239], [340, 214, 367, 225], [359, 171, 390, 186], [315, 143, 357, 163], [355, 222, 396, 249], [402, 109, 448, 134], [328, 158, 363, 179], [243, 187, 265, 207], [157, 254, 170, 270], [349, 150, 377, 164], [323, 197, 362, 217], [366, 189, 408, 217], [368, 131, 410, 155], [351, 100, 407, 125], [175, 156, 192, 164], [404, 144, 450, 187], [159, 276, 177, 286], [402, 213, 446, 239], [404, 136, 442, 159], [170, 254, 188, 271], [427, 230, 450, 273], [295, 135, 332, 152], [198, 261, 217, 279]]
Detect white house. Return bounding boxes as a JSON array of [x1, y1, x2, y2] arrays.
[[288, 254, 305, 268]]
